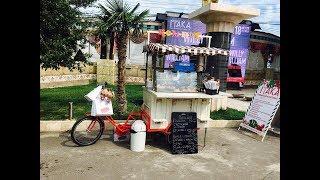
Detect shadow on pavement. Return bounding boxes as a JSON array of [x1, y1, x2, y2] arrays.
[[61, 139, 78, 147], [109, 132, 172, 153], [112, 141, 131, 150], [146, 133, 171, 153], [267, 130, 280, 138], [59, 131, 78, 147], [232, 127, 280, 141], [59, 129, 118, 148], [100, 130, 132, 150], [57, 129, 207, 154]]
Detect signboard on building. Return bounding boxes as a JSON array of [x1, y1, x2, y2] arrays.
[[164, 17, 206, 68], [239, 80, 280, 141], [227, 24, 251, 83]]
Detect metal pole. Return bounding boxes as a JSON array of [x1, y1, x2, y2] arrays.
[[68, 102, 73, 120], [203, 127, 207, 148], [152, 54, 157, 91], [145, 52, 148, 86]]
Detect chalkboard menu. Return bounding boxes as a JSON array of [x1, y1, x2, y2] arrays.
[[171, 112, 198, 154]]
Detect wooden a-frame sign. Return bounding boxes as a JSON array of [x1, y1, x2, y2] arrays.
[[238, 80, 280, 142]]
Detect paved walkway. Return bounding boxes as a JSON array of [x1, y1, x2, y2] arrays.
[[225, 88, 256, 112], [41, 128, 280, 180], [227, 98, 251, 112], [226, 88, 256, 97]]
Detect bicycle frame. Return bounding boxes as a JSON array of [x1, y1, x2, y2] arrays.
[[85, 116, 130, 136], [140, 109, 172, 135], [85, 109, 172, 137]]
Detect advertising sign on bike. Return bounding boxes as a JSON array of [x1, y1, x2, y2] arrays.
[[91, 98, 114, 116]]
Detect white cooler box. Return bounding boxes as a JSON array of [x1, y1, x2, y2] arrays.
[[211, 95, 228, 111]]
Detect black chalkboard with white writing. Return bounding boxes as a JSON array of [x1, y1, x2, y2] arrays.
[[171, 112, 198, 154]]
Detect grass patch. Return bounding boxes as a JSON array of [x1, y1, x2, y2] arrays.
[[41, 83, 245, 121], [210, 108, 245, 120], [40, 84, 143, 120]]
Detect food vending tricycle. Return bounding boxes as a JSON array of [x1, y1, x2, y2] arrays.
[[70, 37, 229, 148]]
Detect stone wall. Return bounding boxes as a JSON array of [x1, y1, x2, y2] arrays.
[[40, 61, 147, 89], [41, 61, 279, 88], [96, 60, 146, 85], [41, 55, 279, 88], [124, 65, 146, 84], [96, 60, 117, 85], [40, 63, 97, 89]]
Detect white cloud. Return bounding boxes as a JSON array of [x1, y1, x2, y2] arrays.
[[220, 0, 280, 36], [83, 0, 279, 36]]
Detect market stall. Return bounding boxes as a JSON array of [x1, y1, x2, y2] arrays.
[[141, 42, 230, 131]]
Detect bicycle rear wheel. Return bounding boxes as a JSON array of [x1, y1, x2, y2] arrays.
[[71, 116, 104, 146]]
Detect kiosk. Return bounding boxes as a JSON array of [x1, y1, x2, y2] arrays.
[[141, 42, 230, 131]]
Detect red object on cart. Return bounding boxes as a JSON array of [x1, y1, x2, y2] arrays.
[[100, 108, 172, 138], [227, 77, 245, 83]]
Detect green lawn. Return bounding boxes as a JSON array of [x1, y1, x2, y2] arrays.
[[40, 84, 245, 120], [40, 84, 143, 120], [210, 108, 245, 120]]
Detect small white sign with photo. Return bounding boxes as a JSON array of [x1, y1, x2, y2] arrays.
[[239, 79, 280, 141]]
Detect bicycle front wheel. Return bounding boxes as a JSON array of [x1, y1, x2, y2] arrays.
[[71, 116, 104, 146]]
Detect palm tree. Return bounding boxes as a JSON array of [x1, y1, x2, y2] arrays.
[[97, 0, 149, 115]]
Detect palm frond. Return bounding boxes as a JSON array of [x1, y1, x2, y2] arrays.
[[105, 0, 121, 13], [107, 12, 124, 28], [128, 3, 140, 16], [131, 9, 149, 24], [98, 4, 112, 17], [97, 0, 149, 35], [123, 2, 131, 13], [115, 0, 124, 9]]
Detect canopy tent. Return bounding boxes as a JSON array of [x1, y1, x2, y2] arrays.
[[143, 43, 229, 56]]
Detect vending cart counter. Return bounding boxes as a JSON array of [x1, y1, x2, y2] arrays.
[[142, 87, 212, 130], [145, 87, 214, 99]]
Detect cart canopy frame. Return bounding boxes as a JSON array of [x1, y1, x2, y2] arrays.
[[143, 43, 229, 56]]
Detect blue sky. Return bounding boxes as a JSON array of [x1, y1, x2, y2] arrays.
[[81, 0, 280, 37]]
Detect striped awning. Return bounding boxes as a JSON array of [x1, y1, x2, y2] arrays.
[[144, 43, 229, 56]]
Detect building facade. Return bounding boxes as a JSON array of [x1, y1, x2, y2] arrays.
[[245, 31, 280, 86]]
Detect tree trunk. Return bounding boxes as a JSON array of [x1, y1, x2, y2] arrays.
[[109, 32, 115, 60], [115, 31, 128, 115], [100, 36, 107, 59]]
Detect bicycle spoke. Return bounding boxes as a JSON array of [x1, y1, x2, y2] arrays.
[[71, 117, 103, 146]]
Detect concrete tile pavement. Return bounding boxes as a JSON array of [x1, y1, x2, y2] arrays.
[[225, 88, 257, 112], [40, 128, 280, 180], [227, 98, 251, 112]]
